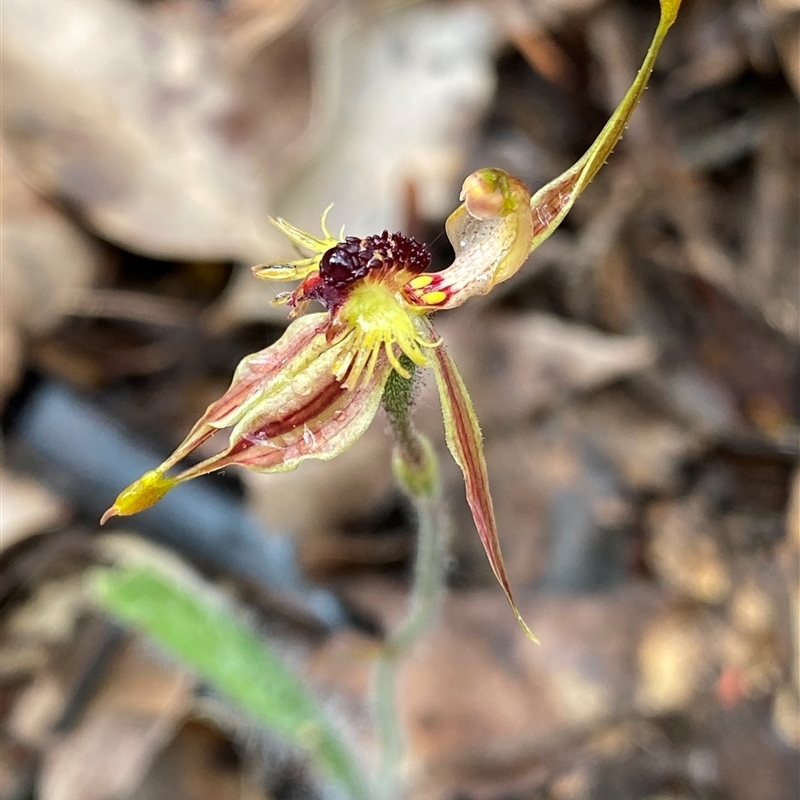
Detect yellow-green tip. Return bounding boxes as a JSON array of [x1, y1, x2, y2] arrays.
[[660, 0, 682, 27], [100, 470, 177, 524]]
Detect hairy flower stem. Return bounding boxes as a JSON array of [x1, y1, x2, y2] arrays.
[[374, 365, 450, 799]]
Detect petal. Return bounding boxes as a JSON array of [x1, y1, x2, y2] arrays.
[[175, 350, 391, 480], [102, 315, 390, 521], [161, 313, 332, 472], [424, 319, 538, 642], [252, 207, 340, 282], [269, 210, 337, 254]]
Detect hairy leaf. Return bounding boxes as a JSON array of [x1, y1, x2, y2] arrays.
[[93, 565, 368, 800]]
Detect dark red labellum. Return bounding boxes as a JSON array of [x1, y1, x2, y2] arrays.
[[304, 231, 431, 309]]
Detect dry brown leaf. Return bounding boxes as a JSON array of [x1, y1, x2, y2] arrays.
[[1, 576, 88, 679], [647, 496, 732, 605], [6, 673, 66, 748], [39, 638, 193, 800], [635, 608, 717, 714], [1, 0, 282, 262], [218, 0, 314, 64], [132, 719, 272, 800], [0, 471, 69, 554], [494, 0, 604, 31], [772, 684, 800, 747], [449, 420, 633, 591], [760, 0, 800, 96], [0, 317, 23, 404], [0, 741, 35, 800], [275, 2, 499, 235], [781, 470, 799, 695], [0, 149, 104, 399], [578, 392, 700, 494], [1, 203, 102, 340], [312, 580, 664, 796]]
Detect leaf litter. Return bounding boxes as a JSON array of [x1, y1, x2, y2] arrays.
[[0, 0, 797, 797]]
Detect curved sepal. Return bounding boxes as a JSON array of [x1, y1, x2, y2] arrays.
[[175, 350, 390, 480], [421, 0, 682, 310], [101, 315, 391, 521], [526, 0, 682, 252], [424, 319, 538, 642]]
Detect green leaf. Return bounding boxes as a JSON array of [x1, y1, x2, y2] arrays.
[[93, 565, 368, 800]]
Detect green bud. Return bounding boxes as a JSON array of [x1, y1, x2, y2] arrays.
[[392, 435, 439, 499]]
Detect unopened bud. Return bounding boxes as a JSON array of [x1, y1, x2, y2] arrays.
[[392, 435, 439, 499]]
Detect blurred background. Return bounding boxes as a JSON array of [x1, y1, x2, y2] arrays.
[[1, 0, 798, 798]]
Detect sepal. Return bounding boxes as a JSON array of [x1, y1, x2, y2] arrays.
[[427, 0, 682, 310], [525, 0, 682, 253], [424, 319, 538, 642], [101, 470, 177, 523], [100, 315, 390, 521]]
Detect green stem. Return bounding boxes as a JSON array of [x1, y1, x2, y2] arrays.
[[390, 488, 448, 652], [374, 484, 449, 799], [374, 365, 450, 799]]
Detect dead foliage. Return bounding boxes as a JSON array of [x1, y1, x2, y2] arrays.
[[1, 0, 797, 797]]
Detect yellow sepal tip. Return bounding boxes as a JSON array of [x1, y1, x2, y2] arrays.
[[100, 470, 177, 524]]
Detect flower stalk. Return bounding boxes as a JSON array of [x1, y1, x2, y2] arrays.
[[373, 366, 451, 799]]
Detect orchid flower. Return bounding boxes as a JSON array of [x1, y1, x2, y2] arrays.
[[102, 0, 681, 641]]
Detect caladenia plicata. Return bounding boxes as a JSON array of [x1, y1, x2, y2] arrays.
[[102, 0, 682, 642]]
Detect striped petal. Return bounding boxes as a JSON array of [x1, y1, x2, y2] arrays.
[[101, 315, 391, 522], [175, 350, 390, 480], [161, 313, 334, 472], [424, 319, 538, 642]]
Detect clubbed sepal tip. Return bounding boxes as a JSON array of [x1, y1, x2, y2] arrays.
[[100, 470, 177, 524]]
